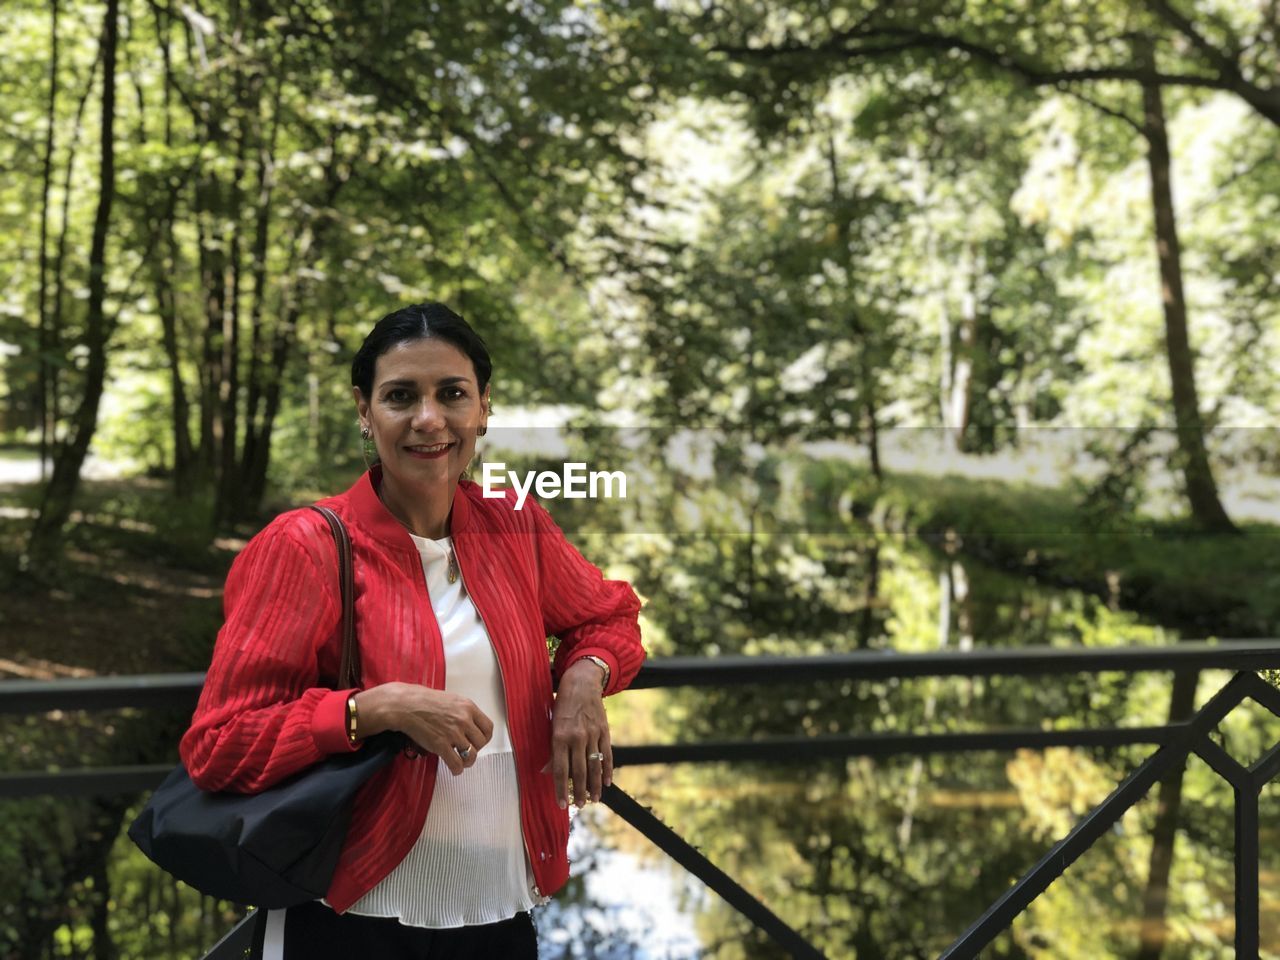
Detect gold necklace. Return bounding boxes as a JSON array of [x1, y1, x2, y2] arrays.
[[378, 485, 458, 584]]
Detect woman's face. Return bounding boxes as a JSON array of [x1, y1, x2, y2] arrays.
[[353, 337, 490, 494]]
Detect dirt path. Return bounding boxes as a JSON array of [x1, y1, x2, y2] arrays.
[[0, 483, 234, 679]]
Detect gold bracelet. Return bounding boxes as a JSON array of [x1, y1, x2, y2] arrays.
[[346, 693, 359, 744]]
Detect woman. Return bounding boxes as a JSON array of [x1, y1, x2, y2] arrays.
[[180, 302, 645, 958]]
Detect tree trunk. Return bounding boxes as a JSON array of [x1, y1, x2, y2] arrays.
[[46, 43, 103, 464], [218, 21, 277, 524], [946, 244, 978, 453], [1140, 67, 1237, 533], [238, 148, 349, 518], [861, 353, 882, 481], [37, 0, 60, 482], [240, 71, 281, 503], [89, 856, 116, 960], [857, 541, 880, 648], [937, 241, 952, 447], [17, 798, 131, 960], [825, 130, 883, 475], [208, 0, 280, 524], [239, 282, 299, 517], [1135, 669, 1200, 960], [156, 212, 195, 493], [214, 114, 249, 526], [196, 171, 226, 481], [152, 9, 196, 495], [28, 0, 119, 566]]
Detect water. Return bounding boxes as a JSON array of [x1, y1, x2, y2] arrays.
[[531, 501, 1277, 958], [536, 804, 705, 960]]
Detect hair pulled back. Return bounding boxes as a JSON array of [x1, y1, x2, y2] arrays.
[[351, 302, 492, 398]]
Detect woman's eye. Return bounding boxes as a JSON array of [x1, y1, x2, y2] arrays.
[[385, 390, 412, 403], [443, 387, 466, 401]]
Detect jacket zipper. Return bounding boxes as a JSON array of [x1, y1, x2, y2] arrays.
[[452, 539, 542, 899]]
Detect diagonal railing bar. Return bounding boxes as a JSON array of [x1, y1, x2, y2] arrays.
[[601, 784, 826, 960], [938, 671, 1259, 960], [1193, 736, 1249, 785], [1251, 740, 1280, 782], [1235, 670, 1280, 718], [200, 909, 256, 960]]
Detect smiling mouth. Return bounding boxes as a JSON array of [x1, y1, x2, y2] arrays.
[[404, 442, 454, 458]]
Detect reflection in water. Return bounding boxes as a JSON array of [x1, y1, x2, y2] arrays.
[[535, 804, 703, 960], [570, 457, 1270, 958], [896, 560, 970, 851], [14, 455, 1280, 957]]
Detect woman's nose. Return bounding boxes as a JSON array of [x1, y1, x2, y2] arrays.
[[411, 399, 447, 431]]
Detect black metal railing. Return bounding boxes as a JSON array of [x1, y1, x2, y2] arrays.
[[937, 667, 1280, 959], [3, 639, 1279, 959]]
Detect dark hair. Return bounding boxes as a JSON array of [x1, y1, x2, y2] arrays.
[[351, 302, 493, 397]]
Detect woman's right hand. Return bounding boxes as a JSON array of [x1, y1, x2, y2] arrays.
[[354, 682, 493, 775]]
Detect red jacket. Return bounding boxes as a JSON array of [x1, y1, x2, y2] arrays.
[[179, 466, 645, 911]]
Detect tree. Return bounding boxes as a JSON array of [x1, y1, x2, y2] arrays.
[[706, 0, 1280, 128], [35, 0, 60, 482], [7, 0, 678, 546], [679, 0, 1245, 530], [1136, 40, 1234, 533], [28, 0, 120, 566]]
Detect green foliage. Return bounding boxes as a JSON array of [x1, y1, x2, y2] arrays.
[[3, 0, 1277, 537], [2, 0, 1279, 954]]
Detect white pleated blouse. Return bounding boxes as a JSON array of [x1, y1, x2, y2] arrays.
[[342, 533, 539, 928]]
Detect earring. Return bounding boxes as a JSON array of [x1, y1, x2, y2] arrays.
[[360, 425, 371, 441], [477, 426, 487, 437]]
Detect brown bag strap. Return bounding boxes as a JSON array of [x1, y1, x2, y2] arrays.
[[308, 505, 360, 689]]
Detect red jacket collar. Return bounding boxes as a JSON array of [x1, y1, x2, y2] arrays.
[[341, 464, 475, 552]]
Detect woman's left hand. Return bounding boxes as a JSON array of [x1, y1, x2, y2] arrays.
[[549, 660, 612, 809]]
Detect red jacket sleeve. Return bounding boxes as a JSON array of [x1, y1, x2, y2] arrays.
[[529, 497, 645, 696], [179, 513, 359, 793]]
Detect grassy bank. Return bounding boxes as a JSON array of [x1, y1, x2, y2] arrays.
[[842, 467, 1280, 638]]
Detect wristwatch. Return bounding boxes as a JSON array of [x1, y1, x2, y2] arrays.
[[578, 655, 610, 693]]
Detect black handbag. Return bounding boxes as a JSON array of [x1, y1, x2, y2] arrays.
[[128, 505, 400, 908]]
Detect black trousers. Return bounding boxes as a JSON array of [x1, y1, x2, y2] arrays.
[[251, 900, 538, 959]]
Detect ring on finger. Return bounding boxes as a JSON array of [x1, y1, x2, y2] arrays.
[[456, 746, 472, 761], [587, 751, 605, 762]]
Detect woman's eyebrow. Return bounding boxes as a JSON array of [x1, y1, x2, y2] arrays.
[[379, 376, 472, 389]]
